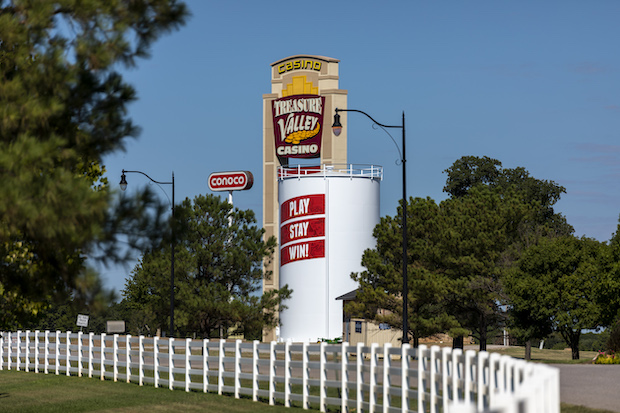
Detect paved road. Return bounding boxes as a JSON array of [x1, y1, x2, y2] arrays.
[[555, 364, 620, 412]]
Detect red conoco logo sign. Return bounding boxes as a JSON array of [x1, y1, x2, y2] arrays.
[[208, 171, 254, 191]]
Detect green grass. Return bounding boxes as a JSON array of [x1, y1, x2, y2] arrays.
[[486, 346, 598, 364], [561, 403, 616, 413], [0, 370, 304, 413], [1, 366, 611, 413]]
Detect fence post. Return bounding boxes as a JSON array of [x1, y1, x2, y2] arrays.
[[252, 340, 259, 402], [203, 339, 209, 393], [418, 344, 428, 413], [369, 343, 379, 413], [341, 342, 349, 413], [319, 341, 327, 413], [77, 331, 83, 377], [442, 346, 452, 410], [383, 343, 392, 413], [477, 351, 489, 410], [154, 336, 159, 388], [269, 341, 276, 405], [185, 338, 191, 392], [284, 340, 291, 408], [169, 337, 174, 390], [217, 340, 224, 395], [234, 339, 241, 399], [44, 331, 50, 374], [302, 341, 309, 409], [451, 348, 462, 402], [401, 344, 411, 413], [66, 331, 71, 376], [430, 346, 439, 413], [55, 331, 60, 375], [488, 352, 501, 407], [113, 334, 119, 382], [25, 330, 30, 372], [464, 350, 475, 404], [100, 333, 106, 381], [34, 330, 40, 373], [88, 332, 94, 378], [16, 330, 21, 371], [8, 332, 12, 371], [126, 335, 132, 383], [356, 342, 363, 413], [139, 335, 144, 386], [0, 332, 4, 371], [9, 331, 12, 370]]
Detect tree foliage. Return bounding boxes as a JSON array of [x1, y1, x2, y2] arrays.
[[0, 0, 188, 329], [123, 194, 292, 339], [505, 236, 613, 359], [349, 197, 459, 347], [351, 156, 577, 350]]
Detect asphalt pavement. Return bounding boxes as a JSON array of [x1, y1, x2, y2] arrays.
[[555, 364, 620, 412]]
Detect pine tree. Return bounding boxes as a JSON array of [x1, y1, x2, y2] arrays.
[[0, 0, 188, 329]]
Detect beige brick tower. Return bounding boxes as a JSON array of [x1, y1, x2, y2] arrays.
[[262, 55, 348, 341]]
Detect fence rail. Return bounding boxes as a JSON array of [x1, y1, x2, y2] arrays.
[[0, 330, 558, 412]]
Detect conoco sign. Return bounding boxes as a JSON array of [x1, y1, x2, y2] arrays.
[[208, 171, 254, 191], [272, 95, 325, 158]]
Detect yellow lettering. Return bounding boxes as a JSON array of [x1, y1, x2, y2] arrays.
[[278, 60, 323, 74]]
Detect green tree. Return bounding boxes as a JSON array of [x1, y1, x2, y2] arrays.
[[442, 156, 572, 349], [444, 155, 572, 238], [438, 185, 537, 350], [506, 236, 613, 360], [123, 194, 292, 339], [350, 197, 459, 347], [0, 0, 188, 329]]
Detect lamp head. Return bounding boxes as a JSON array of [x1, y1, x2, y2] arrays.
[[119, 173, 128, 191], [332, 112, 342, 137]]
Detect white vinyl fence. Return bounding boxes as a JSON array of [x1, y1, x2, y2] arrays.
[[0, 330, 558, 413]]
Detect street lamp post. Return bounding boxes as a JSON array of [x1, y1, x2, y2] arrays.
[[332, 109, 409, 345], [120, 169, 176, 338]]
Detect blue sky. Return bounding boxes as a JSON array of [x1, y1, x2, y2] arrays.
[[101, 0, 620, 294]]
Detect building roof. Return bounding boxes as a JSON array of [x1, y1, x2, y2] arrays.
[[335, 289, 357, 301]]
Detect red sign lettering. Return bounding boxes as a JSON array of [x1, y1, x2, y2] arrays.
[[280, 239, 325, 266], [280, 217, 325, 245], [280, 194, 325, 223]]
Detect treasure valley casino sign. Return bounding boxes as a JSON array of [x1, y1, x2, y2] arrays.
[[271, 62, 325, 158]]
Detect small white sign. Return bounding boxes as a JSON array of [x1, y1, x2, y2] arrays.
[[76, 314, 89, 327]]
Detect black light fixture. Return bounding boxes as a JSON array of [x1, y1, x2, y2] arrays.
[[120, 169, 176, 338], [119, 173, 128, 191], [332, 108, 409, 346], [332, 113, 342, 137]]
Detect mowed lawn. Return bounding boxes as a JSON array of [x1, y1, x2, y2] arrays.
[[485, 346, 599, 364], [0, 370, 303, 413], [1, 367, 615, 413]]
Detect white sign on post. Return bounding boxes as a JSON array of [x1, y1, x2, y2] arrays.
[[76, 314, 89, 328]]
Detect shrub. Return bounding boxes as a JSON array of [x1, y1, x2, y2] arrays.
[[594, 352, 620, 364]]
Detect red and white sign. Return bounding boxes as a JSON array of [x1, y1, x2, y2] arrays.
[[280, 217, 325, 245], [280, 193, 326, 266], [272, 95, 325, 159], [208, 171, 254, 191], [280, 239, 325, 266], [280, 194, 325, 223]]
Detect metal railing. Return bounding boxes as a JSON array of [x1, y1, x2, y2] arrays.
[[278, 164, 383, 181]]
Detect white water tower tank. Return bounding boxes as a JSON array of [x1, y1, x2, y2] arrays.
[[278, 164, 381, 342]]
